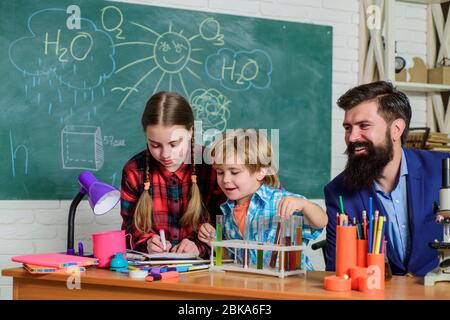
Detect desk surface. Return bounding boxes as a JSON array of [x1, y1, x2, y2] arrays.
[[2, 267, 450, 300]]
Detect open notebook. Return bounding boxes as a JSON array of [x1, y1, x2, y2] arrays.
[[126, 250, 197, 260]]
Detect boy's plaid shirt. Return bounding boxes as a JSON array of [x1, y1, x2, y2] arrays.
[[120, 149, 225, 257], [220, 184, 323, 269]]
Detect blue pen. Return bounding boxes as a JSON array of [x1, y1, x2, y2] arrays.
[[78, 241, 84, 256], [152, 266, 176, 275]]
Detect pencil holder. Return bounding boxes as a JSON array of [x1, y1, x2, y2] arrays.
[[366, 253, 385, 290], [336, 225, 357, 277], [356, 239, 368, 267], [92, 230, 126, 268], [324, 275, 352, 292], [349, 266, 367, 290]]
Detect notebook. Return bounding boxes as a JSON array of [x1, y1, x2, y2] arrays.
[[12, 253, 99, 268], [145, 252, 198, 260], [23, 263, 86, 274], [126, 249, 198, 260]]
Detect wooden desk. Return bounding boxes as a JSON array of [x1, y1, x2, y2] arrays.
[[2, 267, 450, 300]]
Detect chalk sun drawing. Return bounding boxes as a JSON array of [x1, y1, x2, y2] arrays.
[[113, 17, 224, 110]]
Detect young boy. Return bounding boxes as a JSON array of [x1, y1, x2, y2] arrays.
[[198, 129, 328, 268]]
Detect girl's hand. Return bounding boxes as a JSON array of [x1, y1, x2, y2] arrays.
[[171, 238, 200, 256], [198, 223, 216, 244], [278, 196, 307, 217], [147, 235, 172, 253]]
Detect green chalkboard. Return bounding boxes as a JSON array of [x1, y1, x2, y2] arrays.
[[0, 0, 332, 199]]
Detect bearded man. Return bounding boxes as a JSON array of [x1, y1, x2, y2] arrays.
[[324, 81, 448, 276]]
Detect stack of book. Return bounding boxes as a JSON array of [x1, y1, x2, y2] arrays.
[[11, 253, 99, 274], [407, 131, 450, 152], [425, 132, 450, 152]]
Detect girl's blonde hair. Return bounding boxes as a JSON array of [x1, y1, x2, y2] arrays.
[[133, 91, 207, 234], [209, 129, 280, 187]]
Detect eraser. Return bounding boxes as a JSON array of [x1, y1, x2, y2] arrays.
[[129, 270, 148, 279]]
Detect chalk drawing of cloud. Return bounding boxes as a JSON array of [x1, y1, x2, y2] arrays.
[[205, 48, 272, 92], [8, 8, 115, 90]]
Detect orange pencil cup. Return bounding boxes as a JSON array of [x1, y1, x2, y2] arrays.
[[336, 225, 357, 277], [349, 267, 367, 290], [356, 239, 368, 267], [324, 275, 352, 292], [366, 253, 385, 290]]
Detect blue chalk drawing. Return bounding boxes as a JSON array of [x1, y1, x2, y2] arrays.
[[9, 130, 29, 177]]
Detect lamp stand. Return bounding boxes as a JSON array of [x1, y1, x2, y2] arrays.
[[67, 191, 85, 255]]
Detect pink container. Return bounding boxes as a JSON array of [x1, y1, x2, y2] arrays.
[[92, 230, 126, 268]]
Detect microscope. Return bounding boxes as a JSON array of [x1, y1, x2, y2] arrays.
[[424, 158, 450, 286]]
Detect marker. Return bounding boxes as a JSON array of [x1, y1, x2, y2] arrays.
[[374, 216, 384, 254], [160, 229, 167, 251], [371, 210, 379, 253], [145, 271, 179, 282], [77, 241, 84, 256], [128, 265, 140, 271], [188, 264, 209, 271], [362, 210, 367, 240], [339, 195, 345, 214]]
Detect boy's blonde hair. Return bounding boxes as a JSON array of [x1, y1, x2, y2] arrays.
[[209, 129, 280, 187]]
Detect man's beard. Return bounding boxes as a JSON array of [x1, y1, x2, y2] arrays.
[[342, 133, 394, 191]]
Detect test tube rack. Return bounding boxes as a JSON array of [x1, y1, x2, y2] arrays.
[[209, 239, 308, 278]]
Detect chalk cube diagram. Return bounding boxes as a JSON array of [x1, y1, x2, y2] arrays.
[[61, 125, 104, 170]]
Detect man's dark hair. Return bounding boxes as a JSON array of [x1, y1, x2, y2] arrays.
[[337, 81, 412, 144]]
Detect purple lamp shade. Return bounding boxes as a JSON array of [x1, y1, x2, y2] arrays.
[[78, 171, 121, 215]]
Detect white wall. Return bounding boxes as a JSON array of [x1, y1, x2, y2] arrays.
[[0, 0, 428, 300]]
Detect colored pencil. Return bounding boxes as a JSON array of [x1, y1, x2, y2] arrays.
[[339, 195, 345, 214], [374, 216, 384, 254], [380, 216, 387, 253], [371, 210, 379, 253], [362, 210, 367, 240]]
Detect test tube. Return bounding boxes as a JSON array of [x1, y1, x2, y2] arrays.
[[284, 216, 291, 271], [278, 216, 287, 272], [215, 215, 223, 266], [291, 216, 303, 270], [209, 229, 214, 267], [243, 215, 250, 269], [257, 217, 265, 269], [269, 216, 282, 268]]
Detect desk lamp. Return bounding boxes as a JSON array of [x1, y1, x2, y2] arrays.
[[66, 171, 121, 255]]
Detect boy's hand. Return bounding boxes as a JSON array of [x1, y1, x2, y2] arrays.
[[198, 223, 216, 244], [147, 235, 172, 253], [171, 238, 200, 256], [278, 196, 307, 217]]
